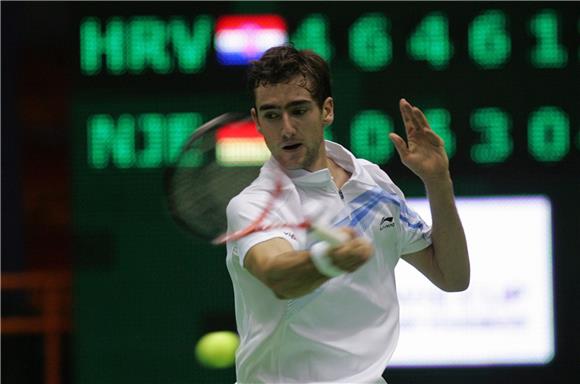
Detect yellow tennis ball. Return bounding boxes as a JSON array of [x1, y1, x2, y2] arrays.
[[195, 331, 239, 369]]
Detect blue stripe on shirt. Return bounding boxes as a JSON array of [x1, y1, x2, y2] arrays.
[[333, 188, 424, 232]]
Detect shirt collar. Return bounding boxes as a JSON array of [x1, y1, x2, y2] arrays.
[[324, 140, 376, 187], [287, 167, 333, 188]]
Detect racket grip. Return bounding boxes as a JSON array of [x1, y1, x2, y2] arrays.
[[310, 224, 350, 245]]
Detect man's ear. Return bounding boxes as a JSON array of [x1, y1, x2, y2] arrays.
[[322, 97, 334, 126], [251, 107, 262, 132]]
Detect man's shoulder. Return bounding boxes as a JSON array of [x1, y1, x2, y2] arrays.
[[352, 157, 407, 199], [226, 172, 281, 218], [355, 158, 395, 184], [325, 140, 397, 187]]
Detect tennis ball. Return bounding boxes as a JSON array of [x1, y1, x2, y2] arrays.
[[195, 331, 239, 369]]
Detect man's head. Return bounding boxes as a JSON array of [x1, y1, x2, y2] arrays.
[[247, 45, 332, 109], [247, 45, 334, 171]]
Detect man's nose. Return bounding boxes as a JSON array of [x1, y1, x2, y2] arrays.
[[281, 113, 296, 138]]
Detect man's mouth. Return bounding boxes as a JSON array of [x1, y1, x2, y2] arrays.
[[281, 143, 303, 151]]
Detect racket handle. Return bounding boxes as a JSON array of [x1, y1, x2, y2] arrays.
[[310, 224, 350, 245]]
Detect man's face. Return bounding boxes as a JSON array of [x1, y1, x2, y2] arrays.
[[251, 76, 334, 171]]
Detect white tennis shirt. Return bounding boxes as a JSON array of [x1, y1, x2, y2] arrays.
[[226, 141, 432, 383]]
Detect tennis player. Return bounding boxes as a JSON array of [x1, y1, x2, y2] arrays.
[[225, 45, 470, 383]]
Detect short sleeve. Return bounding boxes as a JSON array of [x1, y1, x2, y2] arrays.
[[226, 193, 299, 267], [362, 161, 432, 255], [397, 197, 432, 255]]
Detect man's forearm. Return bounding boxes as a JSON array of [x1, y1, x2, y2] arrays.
[[254, 250, 330, 299], [424, 173, 470, 291]]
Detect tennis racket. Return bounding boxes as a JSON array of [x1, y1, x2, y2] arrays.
[[164, 112, 348, 246]]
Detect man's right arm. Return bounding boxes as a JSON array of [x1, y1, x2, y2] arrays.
[[244, 230, 374, 299]]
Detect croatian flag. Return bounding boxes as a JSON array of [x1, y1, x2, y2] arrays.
[[216, 120, 270, 166], [214, 15, 288, 65]]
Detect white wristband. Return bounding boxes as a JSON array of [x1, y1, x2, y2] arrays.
[[309, 241, 346, 278]]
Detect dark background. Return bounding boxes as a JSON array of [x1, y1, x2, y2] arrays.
[[2, 2, 579, 383]]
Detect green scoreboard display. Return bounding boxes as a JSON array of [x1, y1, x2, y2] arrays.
[[71, 3, 578, 384]]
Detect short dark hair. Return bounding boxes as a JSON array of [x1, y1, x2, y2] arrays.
[[247, 45, 332, 108]]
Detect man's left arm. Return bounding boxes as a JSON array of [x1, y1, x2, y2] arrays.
[[390, 98, 470, 292]]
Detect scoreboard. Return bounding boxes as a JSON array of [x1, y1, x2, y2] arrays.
[[74, 2, 579, 178], [70, 3, 579, 384]]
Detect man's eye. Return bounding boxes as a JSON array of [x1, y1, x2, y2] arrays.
[[264, 112, 280, 119], [292, 108, 307, 115]]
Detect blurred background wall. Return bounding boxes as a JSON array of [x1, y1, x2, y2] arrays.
[[1, 2, 579, 384]]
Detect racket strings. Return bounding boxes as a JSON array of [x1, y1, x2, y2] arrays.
[[170, 155, 261, 239]]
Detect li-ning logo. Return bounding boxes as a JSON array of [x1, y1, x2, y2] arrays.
[[380, 216, 395, 230]]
